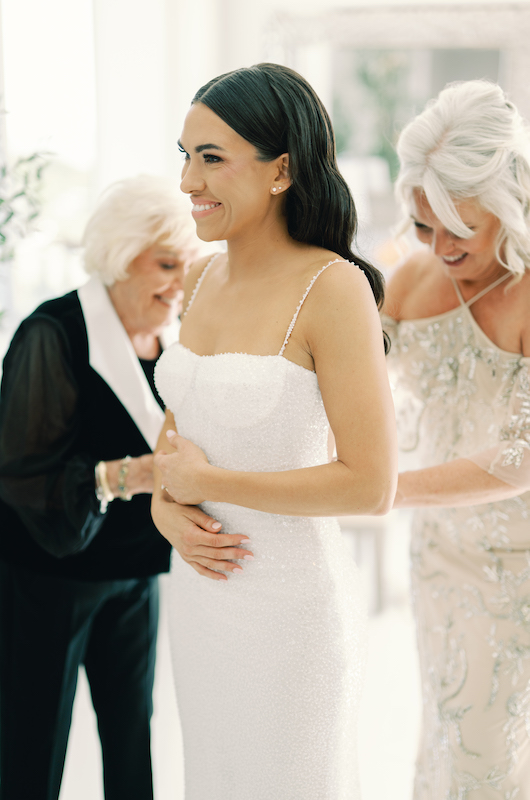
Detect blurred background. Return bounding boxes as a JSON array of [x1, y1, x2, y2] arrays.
[[1, 1, 530, 798]]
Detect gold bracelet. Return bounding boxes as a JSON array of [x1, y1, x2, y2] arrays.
[[118, 455, 132, 501], [95, 461, 113, 513]]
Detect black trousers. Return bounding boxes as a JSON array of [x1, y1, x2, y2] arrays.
[[0, 561, 159, 800]]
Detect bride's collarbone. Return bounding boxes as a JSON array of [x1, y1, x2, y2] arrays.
[[180, 260, 326, 364], [180, 308, 314, 366], [185, 293, 306, 345], [181, 325, 308, 359]]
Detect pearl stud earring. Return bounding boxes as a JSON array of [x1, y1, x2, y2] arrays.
[[272, 187, 277, 193]]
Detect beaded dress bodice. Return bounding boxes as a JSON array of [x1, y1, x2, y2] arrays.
[[384, 279, 529, 473], [156, 345, 328, 476], [153, 256, 367, 800], [155, 255, 338, 488], [383, 277, 530, 799], [383, 276, 530, 548]]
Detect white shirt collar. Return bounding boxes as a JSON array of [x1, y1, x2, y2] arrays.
[[77, 276, 177, 450]]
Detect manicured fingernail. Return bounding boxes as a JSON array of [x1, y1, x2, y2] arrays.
[[243, 555, 254, 561], [233, 567, 244, 574], [166, 430, 176, 437], [211, 522, 222, 530], [240, 538, 251, 543]]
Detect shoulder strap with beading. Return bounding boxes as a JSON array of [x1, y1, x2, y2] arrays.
[[278, 258, 350, 356], [182, 253, 222, 318]]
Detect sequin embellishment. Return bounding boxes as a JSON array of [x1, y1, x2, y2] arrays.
[[155, 258, 368, 798], [384, 305, 530, 799]]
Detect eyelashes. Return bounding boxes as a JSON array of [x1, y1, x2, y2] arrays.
[[413, 221, 476, 239], [178, 145, 222, 165]]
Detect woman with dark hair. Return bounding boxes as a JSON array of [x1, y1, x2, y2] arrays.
[[152, 63, 397, 798]]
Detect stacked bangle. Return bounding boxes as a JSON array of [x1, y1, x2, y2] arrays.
[[95, 461, 113, 513], [118, 455, 133, 501]]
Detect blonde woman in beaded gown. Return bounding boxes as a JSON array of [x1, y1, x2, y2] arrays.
[[150, 64, 397, 799], [384, 81, 530, 799]]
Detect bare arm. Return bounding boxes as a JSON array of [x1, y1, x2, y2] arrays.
[[394, 458, 523, 509], [394, 363, 530, 509], [151, 409, 254, 581], [155, 264, 398, 517]]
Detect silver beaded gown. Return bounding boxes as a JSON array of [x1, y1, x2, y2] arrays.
[[155, 257, 367, 800], [384, 276, 530, 800]]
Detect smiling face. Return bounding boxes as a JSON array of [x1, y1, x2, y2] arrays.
[[411, 189, 504, 282], [178, 102, 288, 243], [108, 243, 191, 337]]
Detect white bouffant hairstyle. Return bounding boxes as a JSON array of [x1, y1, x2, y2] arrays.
[[83, 175, 199, 285], [395, 80, 530, 277]]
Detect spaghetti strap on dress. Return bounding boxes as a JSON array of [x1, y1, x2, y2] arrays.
[[155, 255, 367, 799], [451, 271, 511, 309], [279, 258, 348, 355], [182, 253, 221, 318]]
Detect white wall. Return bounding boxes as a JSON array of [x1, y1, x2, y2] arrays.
[[1, 0, 96, 170], [92, 0, 169, 190], [6, 0, 530, 201]]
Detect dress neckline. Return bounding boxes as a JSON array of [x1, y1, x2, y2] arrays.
[[450, 271, 511, 309], [385, 272, 524, 357], [386, 305, 524, 360], [174, 341, 319, 376], [387, 272, 511, 325], [180, 254, 351, 369]]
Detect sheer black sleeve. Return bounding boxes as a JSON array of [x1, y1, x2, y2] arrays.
[[0, 315, 105, 557]]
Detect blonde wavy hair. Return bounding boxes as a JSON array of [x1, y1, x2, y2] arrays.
[[395, 80, 530, 277]]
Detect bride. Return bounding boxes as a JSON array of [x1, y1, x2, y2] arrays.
[[152, 63, 397, 799]]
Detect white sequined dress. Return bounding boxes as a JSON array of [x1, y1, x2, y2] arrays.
[[155, 257, 367, 800], [384, 276, 530, 799]]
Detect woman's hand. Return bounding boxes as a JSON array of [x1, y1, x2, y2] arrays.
[[105, 454, 155, 497], [151, 408, 254, 580], [154, 430, 212, 505], [151, 495, 254, 581]]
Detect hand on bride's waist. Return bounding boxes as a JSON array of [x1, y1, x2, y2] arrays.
[[150, 495, 254, 582], [154, 429, 214, 505]]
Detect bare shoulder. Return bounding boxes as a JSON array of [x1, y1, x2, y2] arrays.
[[182, 253, 223, 306], [295, 253, 388, 374], [382, 249, 438, 320], [302, 250, 370, 292], [300, 254, 373, 319], [185, 253, 220, 288], [278, 249, 385, 369], [511, 269, 530, 357], [301, 253, 380, 332], [512, 268, 530, 298]]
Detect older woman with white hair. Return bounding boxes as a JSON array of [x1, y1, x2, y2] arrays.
[[384, 81, 530, 798], [0, 175, 204, 800]]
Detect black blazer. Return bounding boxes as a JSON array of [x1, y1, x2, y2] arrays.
[[0, 290, 171, 580]]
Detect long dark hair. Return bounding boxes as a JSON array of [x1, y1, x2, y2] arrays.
[[193, 62, 389, 352]]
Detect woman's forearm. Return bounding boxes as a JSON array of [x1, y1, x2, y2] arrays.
[[394, 458, 523, 509], [200, 458, 395, 517]]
